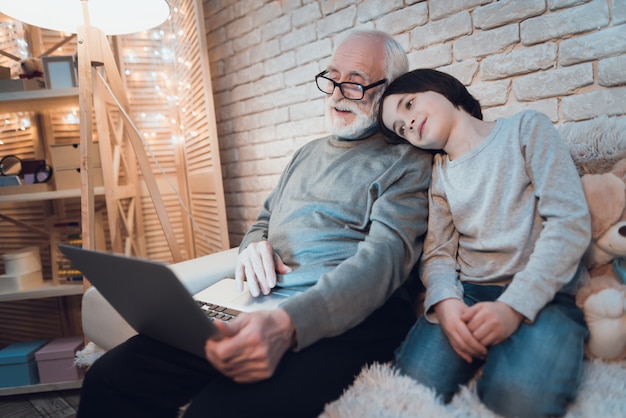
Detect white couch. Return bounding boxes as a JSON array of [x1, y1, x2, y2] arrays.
[[81, 247, 239, 351]]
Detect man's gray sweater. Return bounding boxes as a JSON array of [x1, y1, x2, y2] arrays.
[[240, 131, 432, 350]]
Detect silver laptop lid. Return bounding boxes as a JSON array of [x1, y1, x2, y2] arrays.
[[59, 244, 217, 358]]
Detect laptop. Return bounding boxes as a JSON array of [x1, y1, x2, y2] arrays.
[[59, 244, 300, 358]]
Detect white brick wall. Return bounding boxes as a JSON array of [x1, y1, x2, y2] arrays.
[[203, 0, 626, 245]]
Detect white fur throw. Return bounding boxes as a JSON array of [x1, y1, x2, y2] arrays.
[[76, 342, 626, 417], [559, 115, 626, 175], [320, 360, 626, 418]]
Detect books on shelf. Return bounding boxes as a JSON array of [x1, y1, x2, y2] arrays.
[[53, 221, 83, 284]]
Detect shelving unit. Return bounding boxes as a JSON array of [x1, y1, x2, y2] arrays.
[[0, 87, 78, 113], [0, 88, 86, 395], [0, 184, 106, 203], [0, 283, 83, 303], [0, 379, 82, 396]]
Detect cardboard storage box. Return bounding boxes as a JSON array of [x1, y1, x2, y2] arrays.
[[50, 143, 103, 190], [50, 143, 101, 169], [54, 167, 104, 190], [35, 336, 85, 383], [0, 66, 10, 79], [0, 78, 42, 92], [0, 339, 48, 387]]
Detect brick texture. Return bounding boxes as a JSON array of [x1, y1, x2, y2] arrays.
[[202, 0, 626, 245]]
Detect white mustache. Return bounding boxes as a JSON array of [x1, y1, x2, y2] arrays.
[[327, 98, 361, 114]]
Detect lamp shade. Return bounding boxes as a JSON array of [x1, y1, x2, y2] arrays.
[[0, 0, 170, 35]]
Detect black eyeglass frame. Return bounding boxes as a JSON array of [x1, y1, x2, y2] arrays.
[[315, 70, 387, 101]]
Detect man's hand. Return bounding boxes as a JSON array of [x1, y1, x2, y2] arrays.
[[462, 301, 524, 347], [435, 298, 488, 363], [235, 241, 293, 296], [204, 308, 296, 383]]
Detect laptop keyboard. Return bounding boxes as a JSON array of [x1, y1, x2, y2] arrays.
[[196, 300, 241, 322]]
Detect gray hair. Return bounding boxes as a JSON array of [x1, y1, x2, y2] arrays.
[[338, 29, 409, 85]]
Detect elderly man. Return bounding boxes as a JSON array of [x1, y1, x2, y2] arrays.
[[78, 29, 432, 418]]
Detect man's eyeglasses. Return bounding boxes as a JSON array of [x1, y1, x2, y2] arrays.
[[315, 71, 387, 101]]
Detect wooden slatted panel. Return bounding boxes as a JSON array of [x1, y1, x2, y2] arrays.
[[119, 32, 178, 174], [116, 22, 186, 262], [38, 29, 77, 58], [170, 0, 230, 257], [0, 22, 26, 76], [0, 113, 37, 157], [47, 110, 80, 145], [175, 5, 214, 172], [140, 193, 190, 261], [190, 195, 228, 254]]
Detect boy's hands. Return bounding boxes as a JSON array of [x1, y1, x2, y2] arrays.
[[462, 301, 524, 347], [435, 299, 488, 363], [435, 299, 525, 363]]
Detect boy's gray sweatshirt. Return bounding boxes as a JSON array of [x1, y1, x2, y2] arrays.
[[422, 110, 591, 322]]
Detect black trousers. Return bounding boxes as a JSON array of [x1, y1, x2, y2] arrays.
[[77, 297, 415, 418]]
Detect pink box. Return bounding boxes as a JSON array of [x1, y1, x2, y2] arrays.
[[35, 337, 85, 383]]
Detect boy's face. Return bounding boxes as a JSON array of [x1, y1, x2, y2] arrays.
[[381, 91, 457, 150]]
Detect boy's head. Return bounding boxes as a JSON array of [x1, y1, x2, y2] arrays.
[[378, 69, 482, 144]]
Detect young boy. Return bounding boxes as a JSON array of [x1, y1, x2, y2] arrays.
[[378, 69, 591, 418]]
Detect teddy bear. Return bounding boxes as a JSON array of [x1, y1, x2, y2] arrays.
[[575, 158, 626, 361]]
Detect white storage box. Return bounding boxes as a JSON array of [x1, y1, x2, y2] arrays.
[[3, 246, 41, 275], [0, 247, 44, 293], [0, 271, 43, 293]]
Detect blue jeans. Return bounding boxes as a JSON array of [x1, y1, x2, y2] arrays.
[[394, 283, 588, 418]]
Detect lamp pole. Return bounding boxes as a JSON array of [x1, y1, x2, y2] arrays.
[[78, 0, 96, 251]]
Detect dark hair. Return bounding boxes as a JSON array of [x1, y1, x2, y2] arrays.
[[378, 69, 483, 143]]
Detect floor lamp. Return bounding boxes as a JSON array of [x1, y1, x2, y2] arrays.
[[0, 0, 184, 262]]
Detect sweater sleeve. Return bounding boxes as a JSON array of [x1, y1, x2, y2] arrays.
[[421, 154, 464, 322], [282, 149, 432, 350], [497, 112, 591, 321]]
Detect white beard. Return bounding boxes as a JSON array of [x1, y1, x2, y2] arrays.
[[325, 98, 376, 139]]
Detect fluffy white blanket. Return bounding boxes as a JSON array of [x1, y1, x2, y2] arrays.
[[320, 360, 626, 418]]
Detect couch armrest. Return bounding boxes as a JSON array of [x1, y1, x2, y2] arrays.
[[169, 247, 239, 294], [82, 247, 239, 351]]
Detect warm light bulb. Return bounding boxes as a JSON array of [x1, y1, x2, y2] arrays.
[[0, 0, 170, 35]]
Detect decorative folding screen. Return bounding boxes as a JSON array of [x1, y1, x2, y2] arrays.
[[117, 0, 229, 261]]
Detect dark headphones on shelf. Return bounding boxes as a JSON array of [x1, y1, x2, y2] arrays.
[[0, 154, 53, 183]]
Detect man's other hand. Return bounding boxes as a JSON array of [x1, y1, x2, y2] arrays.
[[235, 241, 292, 296]]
